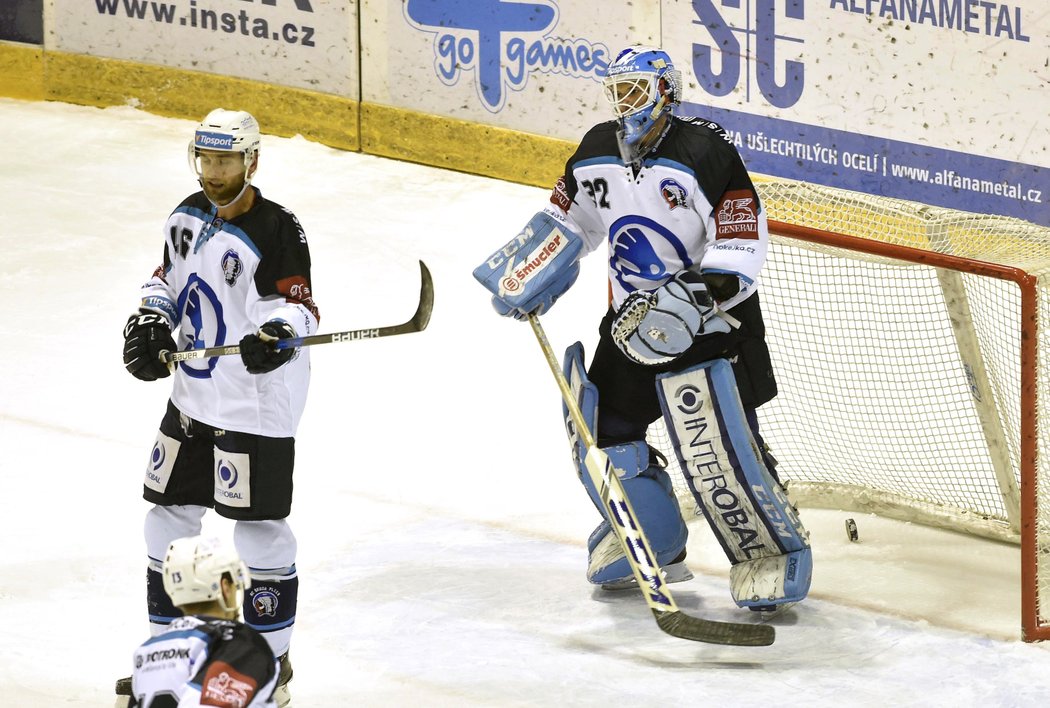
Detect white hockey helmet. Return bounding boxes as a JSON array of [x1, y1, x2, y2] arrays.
[[162, 535, 250, 612], [187, 108, 261, 182]]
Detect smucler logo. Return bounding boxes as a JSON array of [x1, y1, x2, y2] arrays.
[[404, 0, 610, 112]]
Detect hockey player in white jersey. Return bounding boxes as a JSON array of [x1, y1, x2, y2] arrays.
[[118, 109, 317, 704], [474, 47, 811, 613], [122, 536, 280, 707]]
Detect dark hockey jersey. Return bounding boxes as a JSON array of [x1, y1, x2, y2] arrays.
[[136, 188, 320, 437], [546, 116, 770, 311], [129, 615, 278, 707]]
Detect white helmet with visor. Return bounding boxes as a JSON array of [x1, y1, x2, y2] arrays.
[[187, 108, 261, 206]]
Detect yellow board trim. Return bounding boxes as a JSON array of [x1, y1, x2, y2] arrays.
[[360, 102, 573, 189], [0, 46, 577, 188], [44, 52, 360, 153], [0, 42, 45, 100]]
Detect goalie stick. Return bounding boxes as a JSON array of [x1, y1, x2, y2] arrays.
[[161, 260, 434, 364], [528, 314, 774, 647]]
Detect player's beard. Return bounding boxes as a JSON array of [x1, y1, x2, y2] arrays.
[[203, 175, 247, 207]]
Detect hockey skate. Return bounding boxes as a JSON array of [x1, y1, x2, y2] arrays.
[[114, 676, 131, 708], [600, 549, 694, 591], [747, 602, 798, 620], [274, 652, 293, 707]]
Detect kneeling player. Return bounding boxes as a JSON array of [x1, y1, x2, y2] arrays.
[[119, 536, 281, 707]]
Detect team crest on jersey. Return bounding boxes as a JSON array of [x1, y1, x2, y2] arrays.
[[608, 216, 691, 293], [715, 190, 759, 240], [221, 249, 243, 286], [659, 179, 688, 210]]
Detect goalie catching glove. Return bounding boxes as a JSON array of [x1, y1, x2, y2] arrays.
[[240, 321, 297, 374], [611, 270, 732, 365]]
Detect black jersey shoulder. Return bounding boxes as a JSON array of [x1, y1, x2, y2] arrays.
[[228, 189, 307, 258], [567, 121, 621, 167], [655, 116, 739, 175], [561, 121, 620, 201], [654, 116, 753, 204], [175, 191, 215, 216], [193, 618, 278, 684]]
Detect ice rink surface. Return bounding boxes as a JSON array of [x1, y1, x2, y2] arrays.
[[1, 99, 1048, 706]]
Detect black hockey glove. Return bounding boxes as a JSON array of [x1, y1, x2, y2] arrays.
[[240, 321, 297, 374], [123, 311, 176, 381]]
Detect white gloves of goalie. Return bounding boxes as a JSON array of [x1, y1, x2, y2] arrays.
[[611, 270, 733, 365]]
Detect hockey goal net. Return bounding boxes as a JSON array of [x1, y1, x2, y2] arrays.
[[647, 179, 1050, 641]]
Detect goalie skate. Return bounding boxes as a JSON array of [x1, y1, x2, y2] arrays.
[[749, 602, 798, 620], [601, 558, 694, 590], [595, 520, 694, 590]]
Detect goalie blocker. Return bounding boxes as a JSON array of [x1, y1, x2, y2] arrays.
[[657, 358, 811, 609], [472, 210, 584, 319]]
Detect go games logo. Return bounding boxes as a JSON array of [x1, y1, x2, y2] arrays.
[[404, 0, 609, 113], [692, 0, 805, 108]]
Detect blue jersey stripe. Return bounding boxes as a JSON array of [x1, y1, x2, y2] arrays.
[[173, 205, 262, 259]]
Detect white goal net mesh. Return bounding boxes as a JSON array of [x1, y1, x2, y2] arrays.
[[646, 178, 1050, 636]]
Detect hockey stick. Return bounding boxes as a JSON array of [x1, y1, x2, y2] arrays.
[[161, 260, 434, 364], [528, 314, 774, 647]]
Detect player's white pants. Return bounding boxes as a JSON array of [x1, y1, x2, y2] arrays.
[[235, 519, 298, 657], [144, 506, 298, 656]]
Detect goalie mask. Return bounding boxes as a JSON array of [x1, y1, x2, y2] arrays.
[[601, 46, 682, 167], [188, 108, 261, 207], [162, 535, 249, 613]]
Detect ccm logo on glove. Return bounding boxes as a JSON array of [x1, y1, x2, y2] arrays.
[[123, 311, 176, 381]]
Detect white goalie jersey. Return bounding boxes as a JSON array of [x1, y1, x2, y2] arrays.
[[136, 189, 320, 437], [548, 116, 770, 311]]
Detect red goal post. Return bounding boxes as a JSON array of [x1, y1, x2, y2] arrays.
[[646, 180, 1049, 641]]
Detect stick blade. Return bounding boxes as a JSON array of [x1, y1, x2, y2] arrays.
[[412, 260, 434, 332], [654, 609, 775, 646]]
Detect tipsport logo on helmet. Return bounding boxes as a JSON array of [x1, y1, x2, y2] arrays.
[[195, 131, 235, 150], [403, 0, 610, 113]]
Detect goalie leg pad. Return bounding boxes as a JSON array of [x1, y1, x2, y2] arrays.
[[656, 358, 811, 608], [585, 443, 689, 586], [562, 342, 602, 513], [560, 342, 688, 585]]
